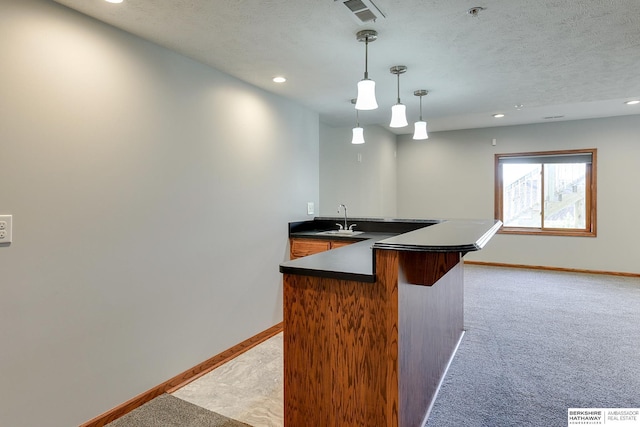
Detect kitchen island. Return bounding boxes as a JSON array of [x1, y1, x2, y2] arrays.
[[279, 218, 501, 427]]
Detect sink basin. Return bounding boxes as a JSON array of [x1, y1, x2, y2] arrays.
[[315, 230, 364, 236]]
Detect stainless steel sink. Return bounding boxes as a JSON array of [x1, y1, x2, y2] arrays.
[[315, 230, 364, 237]]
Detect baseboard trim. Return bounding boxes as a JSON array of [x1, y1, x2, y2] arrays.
[[464, 261, 640, 278], [80, 322, 284, 427]]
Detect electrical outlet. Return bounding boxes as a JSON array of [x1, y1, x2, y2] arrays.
[[0, 215, 12, 243]]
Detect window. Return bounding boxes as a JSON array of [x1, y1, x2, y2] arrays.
[[495, 149, 596, 236]]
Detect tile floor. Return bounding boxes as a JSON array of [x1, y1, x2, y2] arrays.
[[172, 333, 284, 427]]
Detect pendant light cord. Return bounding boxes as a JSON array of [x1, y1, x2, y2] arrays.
[[363, 37, 369, 80], [396, 72, 401, 104]]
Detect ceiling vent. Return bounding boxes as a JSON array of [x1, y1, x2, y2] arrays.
[[336, 0, 386, 24]]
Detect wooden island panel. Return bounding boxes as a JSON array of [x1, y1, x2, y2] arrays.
[[283, 249, 465, 426], [283, 250, 399, 427], [398, 259, 464, 427], [399, 251, 461, 286]]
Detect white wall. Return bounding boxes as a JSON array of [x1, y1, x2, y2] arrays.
[[0, 1, 319, 426], [396, 115, 640, 274], [319, 123, 397, 218]]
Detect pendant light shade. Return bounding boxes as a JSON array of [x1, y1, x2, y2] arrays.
[[351, 126, 365, 144], [351, 98, 365, 144], [389, 66, 408, 128], [355, 30, 378, 111], [356, 79, 378, 110], [413, 120, 428, 140], [413, 90, 429, 140], [390, 104, 408, 128]]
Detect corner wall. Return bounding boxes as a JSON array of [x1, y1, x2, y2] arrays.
[[396, 115, 640, 274], [0, 1, 319, 426], [319, 123, 397, 218]]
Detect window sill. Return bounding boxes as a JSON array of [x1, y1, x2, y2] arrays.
[[498, 227, 596, 237]]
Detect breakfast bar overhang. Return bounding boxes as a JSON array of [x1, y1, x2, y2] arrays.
[[280, 218, 501, 427]]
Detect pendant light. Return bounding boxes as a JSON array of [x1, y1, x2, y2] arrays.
[[413, 90, 429, 140], [389, 65, 408, 128], [355, 30, 378, 110], [350, 99, 365, 144]]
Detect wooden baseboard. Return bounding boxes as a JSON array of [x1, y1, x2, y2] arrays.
[[80, 322, 283, 427], [464, 260, 640, 278]]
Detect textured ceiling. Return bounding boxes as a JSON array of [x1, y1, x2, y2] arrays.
[[53, 0, 640, 133]]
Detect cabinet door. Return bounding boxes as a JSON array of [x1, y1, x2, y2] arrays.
[[290, 238, 331, 259], [330, 240, 353, 249]]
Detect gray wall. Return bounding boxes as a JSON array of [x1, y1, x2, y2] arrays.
[[396, 115, 640, 274], [319, 123, 397, 218], [0, 1, 318, 426]]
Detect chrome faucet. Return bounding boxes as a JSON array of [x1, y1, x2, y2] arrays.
[[337, 204, 356, 231], [337, 204, 348, 230]]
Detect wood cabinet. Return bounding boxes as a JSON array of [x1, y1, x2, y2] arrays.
[[289, 237, 354, 259], [327, 240, 353, 249]]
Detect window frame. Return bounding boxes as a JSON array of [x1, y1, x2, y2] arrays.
[[494, 148, 597, 237]]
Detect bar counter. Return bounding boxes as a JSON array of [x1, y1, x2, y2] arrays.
[[280, 218, 501, 427]]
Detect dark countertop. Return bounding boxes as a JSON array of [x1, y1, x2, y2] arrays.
[[373, 219, 503, 252], [281, 218, 502, 282], [280, 235, 394, 283], [288, 217, 441, 238], [288, 230, 391, 242]]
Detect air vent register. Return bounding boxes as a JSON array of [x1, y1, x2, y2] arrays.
[[336, 0, 386, 24]]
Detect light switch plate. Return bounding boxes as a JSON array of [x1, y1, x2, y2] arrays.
[[0, 215, 12, 243], [307, 202, 315, 215]]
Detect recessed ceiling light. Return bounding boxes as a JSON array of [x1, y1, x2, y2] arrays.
[[467, 6, 485, 17], [493, 113, 505, 118], [625, 100, 640, 105], [105, 0, 124, 3], [272, 76, 286, 83]]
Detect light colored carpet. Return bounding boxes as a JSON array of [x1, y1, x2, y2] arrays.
[[105, 394, 251, 427], [425, 265, 640, 426]]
